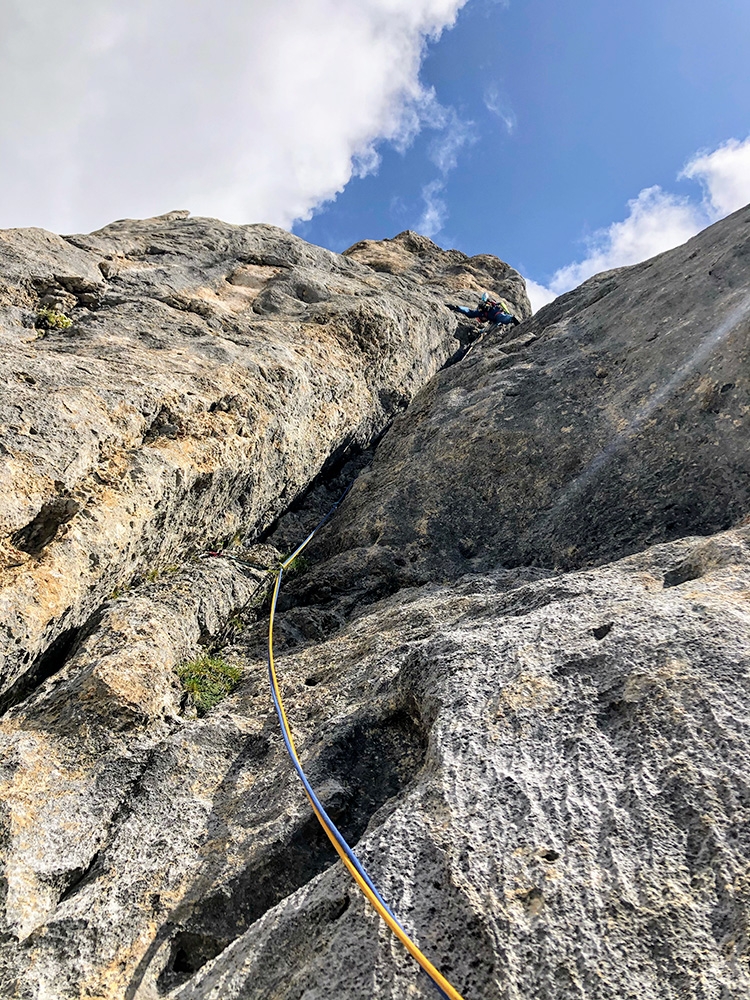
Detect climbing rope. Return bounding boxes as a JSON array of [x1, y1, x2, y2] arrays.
[[267, 492, 466, 1000]]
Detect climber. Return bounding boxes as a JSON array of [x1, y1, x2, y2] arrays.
[[448, 294, 520, 327]]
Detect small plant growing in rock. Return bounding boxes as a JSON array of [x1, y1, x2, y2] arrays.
[[36, 307, 72, 331], [284, 553, 310, 576], [177, 655, 240, 716], [108, 580, 132, 601]]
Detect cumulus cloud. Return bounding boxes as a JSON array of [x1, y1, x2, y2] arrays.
[[680, 136, 750, 219], [526, 135, 750, 312], [524, 278, 557, 313], [545, 186, 706, 295], [0, 0, 468, 233]]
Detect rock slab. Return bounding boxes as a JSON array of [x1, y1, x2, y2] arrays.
[[303, 205, 750, 610]]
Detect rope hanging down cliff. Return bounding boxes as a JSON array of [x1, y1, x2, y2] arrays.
[[266, 492, 466, 1000]]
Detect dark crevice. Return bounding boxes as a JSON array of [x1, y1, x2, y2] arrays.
[[0, 605, 106, 717], [663, 560, 705, 588], [329, 893, 350, 920], [592, 622, 614, 640], [57, 851, 102, 903], [142, 405, 182, 443], [0, 627, 80, 717], [258, 436, 378, 553], [58, 747, 161, 909], [157, 932, 226, 993], [156, 706, 428, 992], [105, 746, 162, 833], [11, 495, 80, 555], [442, 321, 485, 368]]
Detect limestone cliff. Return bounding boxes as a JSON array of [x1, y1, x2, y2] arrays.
[[0, 215, 526, 711], [298, 204, 750, 608], [0, 207, 748, 1000]]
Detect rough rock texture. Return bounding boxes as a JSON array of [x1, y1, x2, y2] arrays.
[[1, 207, 749, 1000], [175, 526, 750, 1000], [0, 216, 527, 704], [302, 205, 750, 610], [2, 526, 749, 999]]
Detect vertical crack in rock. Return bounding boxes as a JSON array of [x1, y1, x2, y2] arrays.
[[56, 851, 103, 905], [155, 707, 427, 993], [2, 217, 526, 703], [50, 746, 162, 911], [0, 621, 83, 716]]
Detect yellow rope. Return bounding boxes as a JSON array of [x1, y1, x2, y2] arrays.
[[268, 540, 466, 1000]]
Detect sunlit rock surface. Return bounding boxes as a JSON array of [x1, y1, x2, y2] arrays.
[[177, 525, 750, 1000], [0, 215, 526, 707], [0, 207, 749, 1000]]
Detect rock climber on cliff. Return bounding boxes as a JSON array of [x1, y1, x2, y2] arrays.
[[448, 292, 520, 327]]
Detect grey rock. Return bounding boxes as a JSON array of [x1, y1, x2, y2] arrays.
[[302, 205, 750, 610], [2, 523, 748, 999], [1, 207, 749, 1000], [170, 526, 750, 1000], [0, 215, 526, 703]]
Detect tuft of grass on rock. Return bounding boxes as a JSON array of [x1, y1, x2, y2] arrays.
[[283, 553, 310, 576], [36, 306, 72, 331], [177, 655, 241, 716]]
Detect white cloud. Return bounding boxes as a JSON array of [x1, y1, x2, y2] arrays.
[[483, 84, 516, 134], [526, 135, 750, 311], [417, 178, 448, 237], [412, 101, 475, 240], [0, 0, 468, 234], [524, 278, 557, 313], [545, 186, 707, 295], [680, 136, 750, 219], [427, 106, 476, 174]]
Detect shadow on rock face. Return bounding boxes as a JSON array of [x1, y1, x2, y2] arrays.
[[11, 495, 80, 556], [299, 206, 750, 614], [136, 706, 429, 996], [1, 214, 528, 713]]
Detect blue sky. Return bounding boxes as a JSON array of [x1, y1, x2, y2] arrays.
[[294, 0, 750, 305], [2, 0, 749, 310]]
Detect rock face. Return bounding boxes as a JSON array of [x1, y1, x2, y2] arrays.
[[300, 204, 750, 613], [1, 206, 749, 1000], [173, 525, 750, 1000], [0, 215, 527, 707]]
